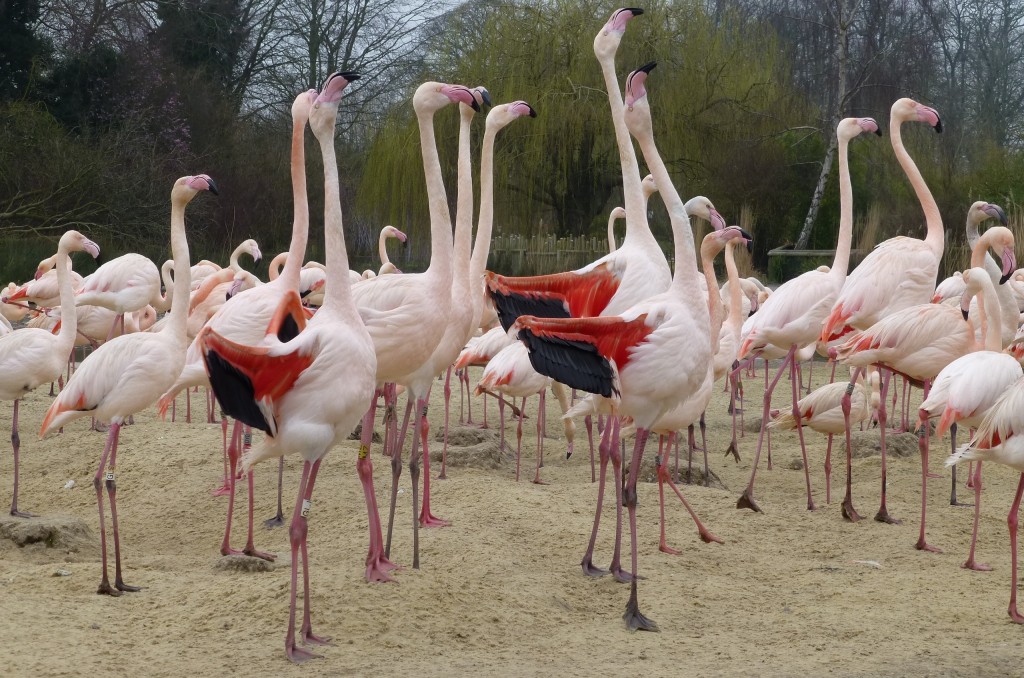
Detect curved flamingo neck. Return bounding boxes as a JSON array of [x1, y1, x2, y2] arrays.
[[890, 114, 942, 259], [974, 273, 1002, 352], [150, 259, 175, 313], [316, 115, 355, 316], [453, 106, 475, 296], [597, 47, 657, 250], [269, 252, 287, 281], [281, 115, 310, 288], [378, 231, 392, 266], [166, 193, 192, 337], [830, 133, 854, 283], [725, 241, 743, 333], [189, 268, 234, 313], [470, 121, 502, 325], [700, 241, 725, 354], [607, 212, 619, 253], [416, 101, 454, 283], [228, 242, 248, 271], [54, 243, 78, 356]]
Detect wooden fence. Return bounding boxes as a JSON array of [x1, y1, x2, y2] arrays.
[[488, 233, 678, 277]]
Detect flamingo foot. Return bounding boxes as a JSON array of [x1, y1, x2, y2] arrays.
[[962, 559, 992, 572], [286, 642, 323, 664], [807, 499, 818, 512], [264, 512, 286, 529], [874, 508, 901, 525], [221, 546, 245, 557], [366, 555, 399, 583], [659, 541, 681, 555], [243, 547, 277, 562], [115, 579, 141, 593], [699, 529, 725, 545], [97, 581, 122, 597], [725, 442, 740, 462], [1010, 606, 1024, 624], [914, 537, 942, 553], [581, 557, 609, 577], [301, 629, 332, 646], [623, 598, 659, 632], [10, 508, 36, 518], [926, 471, 943, 479], [91, 421, 109, 433], [841, 497, 861, 523], [419, 513, 451, 528], [531, 478, 549, 486], [210, 483, 231, 497], [736, 488, 762, 512], [951, 499, 975, 508]]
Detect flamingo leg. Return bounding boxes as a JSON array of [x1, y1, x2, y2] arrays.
[[1009, 473, 1024, 623], [963, 461, 991, 571], [241, 428, 275, 560], [285, 460, 322, 663], [104, 423, 139, 593], [95, 422, 119, 596], [726, 362, 741, 462], [660, 440, 724, 545], [515, 396, 524, 482], [212, 415, 231, 496], [608, 419, 633, 583], [915, 379, 940, 551], [841, 368, 862, 522], [686, 425, 696, 484], [699, 412, 709, 487], [481, 391, 489, 429], [737, 345, 797, 512], [585, 414, 596, 483], [623, 427, 656, 632], [463, 369, 473, 424], [876, 369, 900, 525], [220, 421, 245, 556], [824, 434, 833, 505], [440, 366, 452, 480], [418, 395, 450, 528], [384, 397, 413, 560], [264, 457, 286, 528], [791, 350, 816, 511], [358, 390, 398, 583], [581, 416, 614, 577], [533, 391, 547, 485], [828, 359, 837, 384], [949, 423, 973, 507], [498, 396, 507, 458], [407, 396, 427, 568], [10, 399, 34, 518], [656, 435, 679, 555], [185, 386, 190, 423]]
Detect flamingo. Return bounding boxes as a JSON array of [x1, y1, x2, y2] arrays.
[[485, 10, 725, 334], [918, 267, 1022, 569], [363, 225, 407, 278], [3, 260, 84, 308], [0, 283, 30, 324], [74, 249, 176, 339], [39, 174, 216, 595], [933, 272, 966, 303], [348, 81, 479, 576], [961, 202, 1017, 346], [736, 116, 881, 513], [717, 236, 752, 460], [607, 207, 625, 253], [0, 230, 99, 516], [946, 376, 1024, 623], [515, 61, 714, 631], [834, 239, 1013, 548], [189, 238, 262, 291], [200, 74, 376, 664], [157, 85, 326, 554]]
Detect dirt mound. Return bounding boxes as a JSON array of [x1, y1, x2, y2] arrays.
[[213, 554, 280, 573], [848, 429, 919, 459], [429, 426, 513, 470], [0, 515, 92, 551]]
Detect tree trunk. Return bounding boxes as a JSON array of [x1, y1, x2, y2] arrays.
[[794, 133, 838, 250]]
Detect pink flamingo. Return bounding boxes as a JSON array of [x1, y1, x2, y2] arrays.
[[200, 76, 376, 663], [39, 174, 216, 595], [74, 250, 176, 339], [188, 238, 261, 291], [3, 260, 84, 308], [946, 376, 1024, 623], [919, 267, 1022, 569], [736, 116, 881, 513], [0, 230, 99, 516], [514, 62, 714, 631], [361, 225, 407, 278]]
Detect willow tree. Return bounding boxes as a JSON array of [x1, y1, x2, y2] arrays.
[[356, 0, 795, 255]]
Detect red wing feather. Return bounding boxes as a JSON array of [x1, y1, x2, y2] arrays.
[[266, 290, 308, 342], [518, 314, 653, 372], [201, 329, 313, 403], [487, 264, 621, 318]]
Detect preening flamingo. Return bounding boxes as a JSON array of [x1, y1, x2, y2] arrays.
[[200, 75, 376, 663], [919, 267, 1022, 569], [40, 174, 217, 595], [189, 238, 262, 291], [933, 271, 966, 304], [365, 225, 407, 277], [0, 283, 30, 323], [0, 230, 99, 516], [515, 61, 714, 631], [736, 116, 880, 513]]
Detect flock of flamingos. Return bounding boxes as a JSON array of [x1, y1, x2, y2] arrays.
[[6, 6, 1024, 664]]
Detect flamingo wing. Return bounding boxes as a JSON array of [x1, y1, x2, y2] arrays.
[[486, 263, 622, 332]]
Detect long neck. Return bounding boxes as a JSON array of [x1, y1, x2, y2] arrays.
[[634, 131, 700, 292], [281, 116, 309, 287], [167, 197, 192, 336], [151, 259, 175, 312], [891, 114, 943, 258], [598, 52, 656, 249], [417, 104, 453, 281], [471, 123, 499, 288], [228, 242, 244, 271], [970, 230, 994, 268], [318, 123, 355, 315], [378, 231, 391, 265], [453, 107, 474, 294], [54, 246, 77, 356], [830, 134, 854, 282], [976, 275, 1002, 352], [269, 252, 286, 280], [607, 214, 618, 253], [725, 241, 743, 332], [700, 242, 725, 354]]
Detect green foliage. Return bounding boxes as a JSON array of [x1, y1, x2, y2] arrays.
[[0, 0, 51, 103]]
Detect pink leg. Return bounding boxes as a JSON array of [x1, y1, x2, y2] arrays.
[[463, 369, 473, 424], [264, 457, 286, 528], [623, 427, 657, 631], [407, 397, 429, 568], [608, 419, 633, 583], [481, 391, 489, 429], [185, 387, 191, 424], [660, 438, 724, 546], [738, 346, 797, 512], [384, 396, 413, 559], [726, 364, 741, 462], [358, 392, 398, 583], [585, 415, 596, 483], [967, 460, 975, 489], [285, 460, 327, 664], [242, 428, 275, 560], [497, 395, 507, 455], [581, 417, 614, 576], [104, 423, 140, 593], [1008, 473, 1024, 623], [824, 434, 833, 505], [963, 461, 991, 571], [419, 396, 450, 528], [534, 391, 547, 485], [656, 436, 679, 555], [949, 423, 972, 507], [790, 351, 817, 511], [876, 370, 900, 524], [95, 422, 119, 596], [915, 379, 940, 552], [440, 366, 452, 480], [841, 368, 862, 522], [220, 421, 245, 556], [10, 399, 34, 517], [212, 416, 231, 496], [515, 397, 524, 481]]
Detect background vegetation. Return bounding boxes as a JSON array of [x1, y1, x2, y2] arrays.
[[2, 0, 1023, 282]]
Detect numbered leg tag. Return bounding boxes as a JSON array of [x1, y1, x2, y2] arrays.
[[358, 444, 369, 460], [243, 432, 252, 446], [421, 406, 429, 419], [105, 471, 115, 482], [301, 499, 311, 518]]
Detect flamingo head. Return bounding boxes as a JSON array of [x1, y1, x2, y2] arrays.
[[641, 174, 658, 200], [840, 117, 881, 140], [470, 86, 492, 110], [624, 61, 656, 109], [719, 225, 754, 253], [416, 82, 479, 114], [175, 175, 219, 203], [685, 196, 727, 232], [595, 8, 643, 58], [623, 62, 656, 141], [383, 225, 408, 244], [316, 71, 359, 107], [893, 98, 942, 133], [243, 238, 262, 263], [58, 230, 100, 259], [292, 88, 319, 124], [610, 207, 626, 220], [486, 101, 537, 133]]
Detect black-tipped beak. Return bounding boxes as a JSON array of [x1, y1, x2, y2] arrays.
[[627, 7, 644, 16], [934, 116, 943, 133], [874, 128, 883, 137], [207, 178, 220, 196], [1001, 271, 1013, 285], [961, 307, 969, 321], [994, 205, 1008, 225], [478, 88, 492, 108], [338, 71, 360, 82], [468, 94, 481, 113], [639, 61, 657, 74], [528, 106, 538, 117]]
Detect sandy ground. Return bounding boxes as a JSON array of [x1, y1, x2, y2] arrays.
[[3, 360, 1024, 677]]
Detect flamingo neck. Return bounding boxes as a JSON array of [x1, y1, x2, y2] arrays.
[[54, 244, 77, 356], [228, 242, 246, 272], [597, 50, 656, 250], [317, 119, 355, 316], [700, 242, 725, 354], [416, 103, 454, 282], [890, 114, 943, 259], [725, 241, 743, 333], [976, 274, 1002, 352], [470, 122, 501, 325], [281, 115, 310, 288], [151, 259, 175, 313], [453, 106, 474, 297], [166, 196, 192, 337], [969, 228, 998, 268], [378, 232, 391, 266], [269, 252, 286, 281], [607, 213, 618, 253], [830, 134, 854, 283]]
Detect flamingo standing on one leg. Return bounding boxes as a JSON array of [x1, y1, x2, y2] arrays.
[[40, 174, 217, 595], [200, 76, 376, 663], [0, 230, 100, 516]]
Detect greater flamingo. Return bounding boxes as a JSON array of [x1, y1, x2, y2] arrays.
[[0, 230, 99, 516], [364, 225, 407, 277], [200, 75, 376, 663], [39, 174, 217, 595]]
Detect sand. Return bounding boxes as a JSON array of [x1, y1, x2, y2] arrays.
[[2, 361, 1024, 677]]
